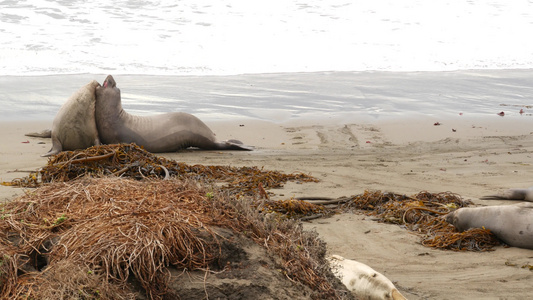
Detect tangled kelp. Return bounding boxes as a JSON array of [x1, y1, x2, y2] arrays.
[[0, 178, 346, 299], [1, 143, 318, 196], [264, 198, 327, 219], [340, 190, 502, 251]]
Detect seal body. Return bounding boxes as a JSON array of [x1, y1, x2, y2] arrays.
[[43, 80, 101, 157], [445, 202, 533, 249], [95, 75, 251, 152], [328, 255, 407, 300]]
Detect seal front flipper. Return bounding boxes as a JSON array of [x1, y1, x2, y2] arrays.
[[216, 140, 254, 151], [41, 135, 62, 157], [25, 129, 52, 138]]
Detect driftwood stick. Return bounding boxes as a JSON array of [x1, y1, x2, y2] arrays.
[[7, 169, 38, 173]]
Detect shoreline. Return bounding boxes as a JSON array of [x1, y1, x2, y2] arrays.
[[2, 69, 533, 122]]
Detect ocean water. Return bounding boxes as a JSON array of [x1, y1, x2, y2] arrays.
[[1, 1, 533, 121], [2, 0, 533, 75]]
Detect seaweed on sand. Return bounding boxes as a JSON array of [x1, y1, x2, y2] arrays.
[[341, 190, 502, 251], [1, 143, 318, 197], [0, 178, 347, 299]]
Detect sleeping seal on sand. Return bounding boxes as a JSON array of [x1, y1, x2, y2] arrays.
[[445, 202, 533, 249], [480, 187, 533, 202], [328, 255, 407, 300], [94, 75, 251, 152], [42, 80, 101, 157]]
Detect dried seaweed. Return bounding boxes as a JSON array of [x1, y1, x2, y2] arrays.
[[0, 177, 342, 299], [263, 199, 327, 219], [341, 190, 502, 251], [1, 143, 318, 197]]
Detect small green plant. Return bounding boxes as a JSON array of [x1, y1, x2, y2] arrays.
[[205, 192, 214, 199], [53, 214, 67, 226]]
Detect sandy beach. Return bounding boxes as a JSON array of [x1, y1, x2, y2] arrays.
[[1, 115, 532, 299], [1, 71, 533, 299]]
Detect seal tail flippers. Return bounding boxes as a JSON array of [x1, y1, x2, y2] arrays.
[[480, 188, 533, 202], [479, 195, 506, 200], [25, 129, 52, 138], [215, 140, 254, 151]]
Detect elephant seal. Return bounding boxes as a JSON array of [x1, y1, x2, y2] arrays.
[[328, 255, 407, 300], [480, 187, 533, 202], [43, 80, 101, 157], [445, 202, 533, 249], [94, 75, 252, 152]]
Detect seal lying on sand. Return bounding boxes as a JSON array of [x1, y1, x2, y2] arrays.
[[328, 255, 407, 300], [95, 75, 251, 152], [445, 202, 533, 249], [481, 187, 533, 202], [42, 80, 101, 157]]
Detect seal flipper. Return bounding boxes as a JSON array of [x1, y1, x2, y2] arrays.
[[25, 129, 52, 138], [480, 187, 533, 202], [41, 135, 62, 157], [215, 140, 254, 151]]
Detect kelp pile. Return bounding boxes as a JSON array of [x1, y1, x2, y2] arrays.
[[1, 143, 318, 196], [341, 190, 502, 251], [0, 178, 344, 299]]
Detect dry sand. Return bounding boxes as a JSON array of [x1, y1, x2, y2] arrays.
[[1, 114, 532, 299]]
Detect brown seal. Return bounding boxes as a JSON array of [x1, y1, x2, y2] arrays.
[[94, 75, 251, 152], [445, 202, 533, 249], [42, 80, 101, 157]]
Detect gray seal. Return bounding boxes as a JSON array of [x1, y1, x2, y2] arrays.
[[94, 75, 251, 152], [43, 80, 101, 157], [445, 202, 533, 249]]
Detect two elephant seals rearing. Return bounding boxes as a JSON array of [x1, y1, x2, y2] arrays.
[[445, 202, 533, 250], [43, 80, 101, 157], [95, 75, 251, 152]]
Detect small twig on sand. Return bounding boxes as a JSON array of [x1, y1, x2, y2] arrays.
[[296, 196, 352, 205]]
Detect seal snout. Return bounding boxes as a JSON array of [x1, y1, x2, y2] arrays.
[[444, 211, 456, 226], [103, 75, 116, 89]]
